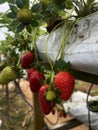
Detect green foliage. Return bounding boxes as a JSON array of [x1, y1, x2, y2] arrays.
[[53, 58, 70, 74], [73, 0, 97, 17], [16, 0, 24, 9], [0, 0, 97, 33], [0, 0, 7, 4]]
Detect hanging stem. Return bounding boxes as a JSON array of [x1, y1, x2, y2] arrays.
[[33, 28, 39, 64], [32, 91, 45, 130], [45, 21, 65, 83], [31, 28, 45, 130], [60, 18, 79, 60], [86, 83, 93, 130]]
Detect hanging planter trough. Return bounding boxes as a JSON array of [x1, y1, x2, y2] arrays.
[[36, 11, 98, 81]]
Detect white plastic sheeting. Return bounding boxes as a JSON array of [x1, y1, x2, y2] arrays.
[[63, 91, 98, 130], [69, 103, 98, 130], [36, 11, 98, 75]]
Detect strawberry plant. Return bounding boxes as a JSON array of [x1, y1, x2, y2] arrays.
[[0, 0, 98, 130]]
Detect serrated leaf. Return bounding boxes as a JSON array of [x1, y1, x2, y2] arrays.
[[10, 20, 20, 26], [0, 0, 7, 4], [7, 12, 16, 19], [16, 0, 24, 9], [0, 19, 6, 24], [1, 14, 11, 23], [26, 25, 32, 33], [31, 3, 42, 12], [33, 13, 43, 20], [16, 24, 25, 32], [8, 0, 16, 4], [65, 0, 73, 9], [31, 20, 39, 27], [46, 3, 55, 11], [9, 4, 19, 13], [23, 0, 29, 9]]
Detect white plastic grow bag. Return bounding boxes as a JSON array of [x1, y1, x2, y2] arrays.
[[36, 11, 98, 75], [63, 91, 98, 130]]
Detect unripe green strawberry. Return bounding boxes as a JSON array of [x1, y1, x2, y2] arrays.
[[40, 0, 52, 9], [0, 75, 6, 84], [0, 66, 17, 85], [17, 9, 32, 25], [46, 90, 56, 101], [54, 71, 75, 101]]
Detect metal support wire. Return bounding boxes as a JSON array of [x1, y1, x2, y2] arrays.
[[14, 79, 33, 109], [86, 83, 93, 130]]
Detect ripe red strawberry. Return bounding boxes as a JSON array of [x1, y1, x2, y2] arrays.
[[39, 84, 54, 115], [38, 71, 45, 80], [53, 71, 75, 101], [21, 51, 35, 69], [29, 71, 45, 92], [27, 68, 36, 79]]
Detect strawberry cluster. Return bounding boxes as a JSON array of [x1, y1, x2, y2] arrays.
[[21, 51, 75, 116], [39, 71, 75, 115], [21, 51, 45, 92]]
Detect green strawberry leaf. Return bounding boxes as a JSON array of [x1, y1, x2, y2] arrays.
[[7, 11, 16, 19], [16, 0, 24, 9], [31, 20, 39, 27], [23, 0, 30, 9], [8, 0, 16, 4], [31, 3, 42, 12], [10, 19, 20, 26], [9, 4, 19, 14], [16, 24, 25, 32], [53, 58, 70, 73], [26, 25, 32, 33], [0, 0, 7, 4], [1, 14, 11, 23]]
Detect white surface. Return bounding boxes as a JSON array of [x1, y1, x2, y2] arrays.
[[37, 11, 98, 75], [63, 91, 98, 112], [0, 2, 9, 40], [0, 120, 2, 126], [69, 103, 98, 130], [63, 91, 98, 130]]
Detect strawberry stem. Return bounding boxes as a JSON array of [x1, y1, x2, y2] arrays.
[[33, 28, 39, 64], [60, 18, 79, 60], [45, 20, 65, 71]]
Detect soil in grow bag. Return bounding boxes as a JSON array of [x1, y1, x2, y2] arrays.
[[88, 100, 98, 112]]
